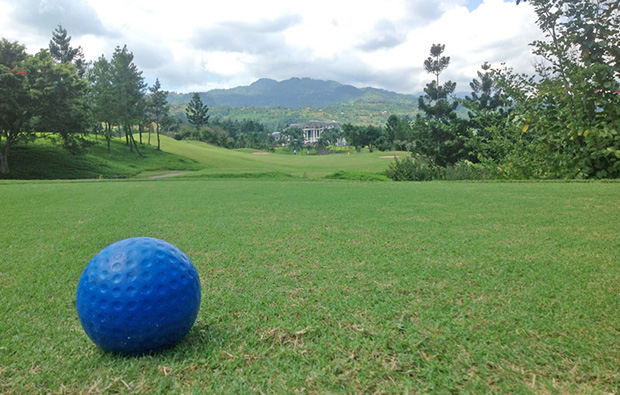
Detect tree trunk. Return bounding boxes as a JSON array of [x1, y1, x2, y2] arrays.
[[128, 129, 142, 155], [156, 124, 161, 151], [105, 123, 112, 153], [0, 137, 10, 175]]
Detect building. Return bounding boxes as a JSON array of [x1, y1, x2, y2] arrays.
[[290, 121, 342, 145]]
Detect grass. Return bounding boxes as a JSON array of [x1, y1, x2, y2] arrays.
[[1, 179, 619, 393], [1, 135, 403, 180], [152, 136, 404, 179], [0, 137, 203, 180]]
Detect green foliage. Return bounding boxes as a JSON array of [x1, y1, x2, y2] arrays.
[[26, 50, 90, 151], [147, 78, 169, 150], [505, 0, 620, 178], [110, 45, 147, 154], [185, 93, 210, 140], [342, 123, 387, 152], [413, 44, 468, 166], [385, 155, 438, 181], [48, 24, 87, 77], [89, 55, 115, 152], [0, 39, 31, 174]]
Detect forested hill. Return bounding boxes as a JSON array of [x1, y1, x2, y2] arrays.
[[167, 77, 418, 108]]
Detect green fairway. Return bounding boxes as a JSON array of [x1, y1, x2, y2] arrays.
[[152, 135, 403, 178], [1, 180, 619, 393]]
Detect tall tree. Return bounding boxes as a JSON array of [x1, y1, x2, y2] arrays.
[[147, 78, 169, 150], [461, 63, 513, 164], [414, 44, 463, 166], [463, 62, 511, 136], [90, 55, 115, 152], [110, 45, 146, 154], [185, 93, 209, 141], [0, 39, 31, 174], [423, 44, 451, 100], [49, 25, 87, 77]]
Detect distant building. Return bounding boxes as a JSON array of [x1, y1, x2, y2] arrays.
[[290, 121, 342, 145]]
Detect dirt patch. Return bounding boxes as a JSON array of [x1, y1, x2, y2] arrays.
[[252, 152, 270, 155], [148, 172, 188, 179]]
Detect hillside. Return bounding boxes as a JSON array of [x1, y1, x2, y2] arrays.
[[168, 78, 420, 127], [0, 138, 203, 180], [168, 77, 418, 108]]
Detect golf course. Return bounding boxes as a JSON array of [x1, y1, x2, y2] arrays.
[[1, 138, 619, 393]]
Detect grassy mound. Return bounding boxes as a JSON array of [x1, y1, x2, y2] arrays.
[[1, 137, 203, 179]]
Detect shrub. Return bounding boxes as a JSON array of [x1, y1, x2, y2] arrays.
[[443, 160, 493, 180], [385, 155, 438, 181]]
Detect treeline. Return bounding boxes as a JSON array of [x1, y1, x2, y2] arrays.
[[0, 26, 171, 174], [173, 116, 276, 150]]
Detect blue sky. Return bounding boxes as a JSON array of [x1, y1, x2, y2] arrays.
[[0, 0, 543, 94], [467, 0, 485, 11]]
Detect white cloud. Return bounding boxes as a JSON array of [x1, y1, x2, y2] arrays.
[[0, 0, 544, 94]]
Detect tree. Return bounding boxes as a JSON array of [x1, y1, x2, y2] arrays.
[[27, 49, 90, 151], [316, 127, 342, 154], [185, 93, 209, 141], [282, 127, 304, 152], [49, 25, 87, 77], [147, 78, 169, 150], [461, 62, 513, 162], [90, 55, 115, 152], [510, 0, 620, 178], [386, 115, 413, 150], [342, 123, 366, 152], [414, 44, 464, 166], [423, 44, 451, 99], [0, 39, 31, 174], [110, 45, 146, 154]]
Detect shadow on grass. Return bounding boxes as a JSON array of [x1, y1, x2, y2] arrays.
[[91, 320, 224, 360]]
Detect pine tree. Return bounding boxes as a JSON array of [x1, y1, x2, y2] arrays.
[[414, 44, 463, 166], [185, 93, 209, 141], [49, 25, 87, 77], [148, 79, 169, 150], [110, 45, 146, 154], [90, 55, 115, 152]]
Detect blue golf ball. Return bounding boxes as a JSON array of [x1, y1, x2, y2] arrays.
[[76, 237, 201, 355]]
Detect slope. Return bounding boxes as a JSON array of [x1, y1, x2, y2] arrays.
[[155, 135, 402, 178]]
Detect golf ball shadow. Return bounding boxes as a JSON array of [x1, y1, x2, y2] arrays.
[[76, 237, 201, 355]]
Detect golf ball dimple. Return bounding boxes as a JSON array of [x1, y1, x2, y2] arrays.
[[76, 237, 201, 355]]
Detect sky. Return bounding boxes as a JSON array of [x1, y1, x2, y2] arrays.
[[0, 0, 545, 94]]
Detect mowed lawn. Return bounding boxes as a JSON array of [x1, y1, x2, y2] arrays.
[[1, 180, 619, 393], [154, 135, 402, 178]]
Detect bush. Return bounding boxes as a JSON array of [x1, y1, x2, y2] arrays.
[[385, 155, 438, 181], [443, 160, 493, 180]]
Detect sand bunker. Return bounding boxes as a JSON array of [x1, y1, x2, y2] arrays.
[[149, 172, 188, 179]]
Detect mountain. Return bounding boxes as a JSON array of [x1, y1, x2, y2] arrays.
[[168, 77, 418, 108]]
